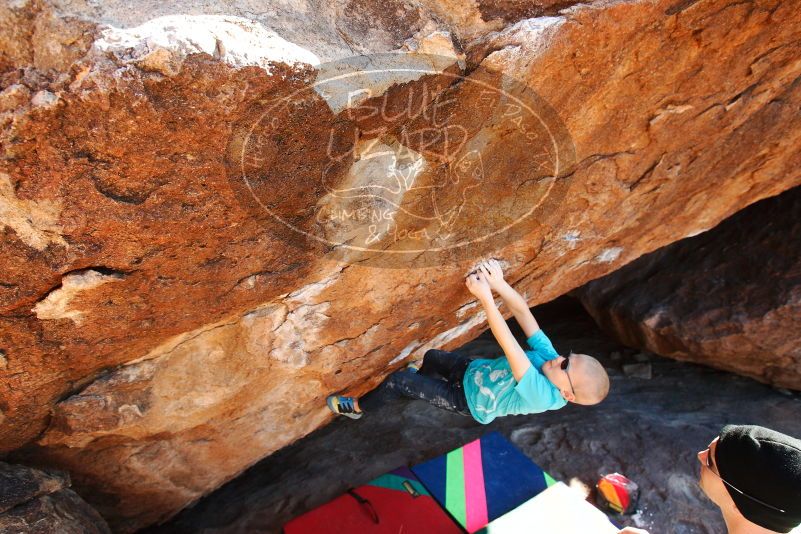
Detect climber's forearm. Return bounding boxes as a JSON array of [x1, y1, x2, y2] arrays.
[[479, 296, 531, 382], [493, 280, 540, 338]]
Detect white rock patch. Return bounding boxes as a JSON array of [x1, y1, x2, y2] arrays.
[[314, 33, 461, 114], [0, 173, 66, 251], [415, 309, 488, 356], [33, 270, 123, 325], [595, 247, 623, 263], [388, 340, 421, 366], [95, 15, 320, 76]]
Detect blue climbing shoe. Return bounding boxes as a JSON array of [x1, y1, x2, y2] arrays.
[[326, 395, 362, 419], [406, 360, 422, 373]]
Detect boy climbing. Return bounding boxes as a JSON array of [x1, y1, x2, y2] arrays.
[[327, 259, 610, 422]]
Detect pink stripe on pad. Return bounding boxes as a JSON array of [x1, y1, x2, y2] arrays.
[[463, 438, 489, 532]]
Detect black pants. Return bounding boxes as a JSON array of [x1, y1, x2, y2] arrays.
[[359, 349, 472, 416]]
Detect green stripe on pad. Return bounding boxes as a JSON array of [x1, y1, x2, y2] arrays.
[[446, 447, 467, 527], [544, 471, 558, 487]]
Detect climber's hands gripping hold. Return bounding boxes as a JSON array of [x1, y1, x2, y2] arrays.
[[465, 270, 493, 303], [478, 258, 505, 291]]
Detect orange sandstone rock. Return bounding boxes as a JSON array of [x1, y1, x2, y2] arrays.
[[1, 0, 800, 530]]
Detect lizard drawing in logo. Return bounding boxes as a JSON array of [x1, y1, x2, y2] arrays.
[[318, 125, 486, 250]]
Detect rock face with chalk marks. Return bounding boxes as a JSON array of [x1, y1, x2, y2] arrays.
[[1, 0, 800, 530], [577, 186, 801, 391]]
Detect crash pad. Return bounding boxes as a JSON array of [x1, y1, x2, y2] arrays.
[[283, 466, 462, 533], [411, 432, 558, 532]]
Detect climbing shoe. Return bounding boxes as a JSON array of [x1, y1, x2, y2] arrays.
[[406, 360, 422, 373], [326, 395, 362, 419]]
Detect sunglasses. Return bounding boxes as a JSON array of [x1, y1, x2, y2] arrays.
[[704, 444, 786, 514], [560, 352, 576, 396]]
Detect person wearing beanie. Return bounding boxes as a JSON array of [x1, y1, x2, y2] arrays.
[[698, 425, 801, 533], [616, 425, 801, 534]]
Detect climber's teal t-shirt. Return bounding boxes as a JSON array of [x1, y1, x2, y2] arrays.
[[463, 329, 567, 424]]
